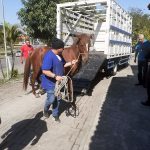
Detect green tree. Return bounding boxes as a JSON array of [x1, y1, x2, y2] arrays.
[[0, 27, 4, 45], [0, 23, 22, 78], [18, 0, 77, 44], [129, 8, 150, 45]]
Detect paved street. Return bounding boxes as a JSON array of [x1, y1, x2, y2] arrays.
[[0, 58, 150, 150]]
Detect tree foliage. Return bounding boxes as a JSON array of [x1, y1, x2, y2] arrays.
[[0, 23, 22, 51], [129, 8, 150, 45], [18, 0, 77, 44], [18, 1, 150, 46], [0, 23, 22, 78]]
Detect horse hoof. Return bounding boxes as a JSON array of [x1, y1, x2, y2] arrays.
[[39, 89, 46, 95], [35, 94, 40, 98]]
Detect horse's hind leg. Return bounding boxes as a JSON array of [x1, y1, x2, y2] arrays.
[[37, 73, 45, 95], [31, 73, 40, 98]]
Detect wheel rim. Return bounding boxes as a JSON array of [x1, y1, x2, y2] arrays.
[[113, 65, 117, 73]]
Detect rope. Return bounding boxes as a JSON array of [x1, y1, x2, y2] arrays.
[[54, 76, 74, 102], [66, 52, 87, 76]]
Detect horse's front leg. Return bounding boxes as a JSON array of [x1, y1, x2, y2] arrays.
[[68, 79, 73, 102], [82, 52, 89, 64], [65, 78, 79, 117]]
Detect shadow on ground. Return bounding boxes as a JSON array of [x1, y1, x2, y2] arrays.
[[0, 111, 47, 150], [89, 65, 150, 150]]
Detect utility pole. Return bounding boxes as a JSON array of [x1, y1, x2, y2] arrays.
[[1, 0, 9, 79]]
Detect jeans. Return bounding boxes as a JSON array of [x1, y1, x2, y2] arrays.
[[146, 64, 150, 101], [44, 89, 60, 117]]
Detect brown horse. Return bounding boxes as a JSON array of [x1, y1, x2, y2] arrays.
[[23, 33, 93, 98]]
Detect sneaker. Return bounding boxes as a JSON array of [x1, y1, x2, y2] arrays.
[[43, 111, 49, 118], [141, 101, 150, 106], [53, 116, 61, 122]]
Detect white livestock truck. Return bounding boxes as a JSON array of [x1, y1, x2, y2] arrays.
[[56, 0, 132, 93]]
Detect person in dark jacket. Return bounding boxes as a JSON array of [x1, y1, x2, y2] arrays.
[[134, 34, 148, 87], [141, 39, 150, 106], [148, 3, 150, 10]]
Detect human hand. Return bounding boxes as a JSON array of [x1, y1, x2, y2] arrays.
[[55, 76, 63, 81], [20, 60, 23, 64], [134, 59, 136, 63], [71, 59, 78, 65]]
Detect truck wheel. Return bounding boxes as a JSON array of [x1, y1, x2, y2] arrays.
[[112, 64, 118, 76]]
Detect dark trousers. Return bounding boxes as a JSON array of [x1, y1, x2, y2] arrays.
[[146, 64, 150, 101], [138, 61, 148, 85]]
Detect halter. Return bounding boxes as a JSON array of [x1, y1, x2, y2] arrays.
[[66, 52, 88, 76]]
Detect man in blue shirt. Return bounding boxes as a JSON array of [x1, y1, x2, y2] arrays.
[[41, 38, 77, 121], [134, 34, 148, 87]]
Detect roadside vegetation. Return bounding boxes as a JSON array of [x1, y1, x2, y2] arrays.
[[0, 23, 23, 79], [129, 8, 150, 45], [17, 0, 77, 44]]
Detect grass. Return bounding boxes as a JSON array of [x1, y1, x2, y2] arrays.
[[0, 72, 23, 86]]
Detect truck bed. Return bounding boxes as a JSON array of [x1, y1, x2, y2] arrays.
[[73, 51, 106, 94]]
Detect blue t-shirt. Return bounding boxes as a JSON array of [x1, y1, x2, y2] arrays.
[[135, 40, 148, 61], [41, 50, 65, 91]]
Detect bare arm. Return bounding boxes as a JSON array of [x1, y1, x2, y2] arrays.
[[42, 70, 63, 81], [43, 60, 78, 80], [134, 43, 139, 63], [134, 51, 138, 63], [64, 60, 78, 67], [20, 51, 24, 64]]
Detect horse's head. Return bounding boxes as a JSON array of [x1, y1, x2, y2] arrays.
[[72, 33, 93, 63]]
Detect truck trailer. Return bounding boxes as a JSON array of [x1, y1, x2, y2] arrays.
[[56, 0, 132, 93]]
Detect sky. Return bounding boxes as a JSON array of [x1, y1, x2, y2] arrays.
[[0, 0, 22, 25], [118, 0, 150, 14], [0, 0, 150, 25]]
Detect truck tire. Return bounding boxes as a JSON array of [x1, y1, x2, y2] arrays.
[[112, 64, 118, 76]]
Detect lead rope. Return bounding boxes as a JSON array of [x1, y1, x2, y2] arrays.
[[66, 52, 87, 76], [54, 76, 73, 102]]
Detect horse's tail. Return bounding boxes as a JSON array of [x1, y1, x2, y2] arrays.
[[23, 57, 31, 90]]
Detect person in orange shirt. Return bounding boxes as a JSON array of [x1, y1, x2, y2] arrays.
[[20, 40, 33, 64]]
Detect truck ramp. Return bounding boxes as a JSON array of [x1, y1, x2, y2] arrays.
[[73, 51, 106, 94]]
